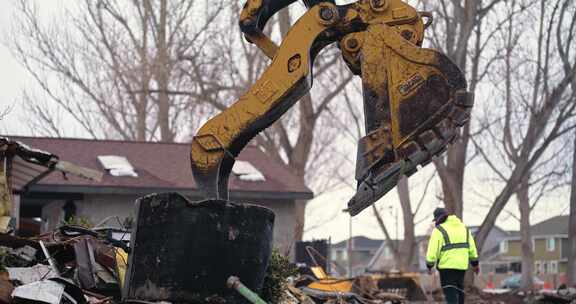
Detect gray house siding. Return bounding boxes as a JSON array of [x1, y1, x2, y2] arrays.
[[40, 194, 297, 254]]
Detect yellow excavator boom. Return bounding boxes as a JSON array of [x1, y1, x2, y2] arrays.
[[190, 0, 473, 215]]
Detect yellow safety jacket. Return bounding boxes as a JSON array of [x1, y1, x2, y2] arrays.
[[426, 215, 479, 270]]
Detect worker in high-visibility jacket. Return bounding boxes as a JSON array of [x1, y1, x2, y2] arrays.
[[426, 208, 479, 304]]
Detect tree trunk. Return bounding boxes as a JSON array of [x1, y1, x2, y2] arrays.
[[155, 0, 174, 142], [372, 205, 402, 268], [517, 179, 534, 290], [475, 160, 529, 251], [397, 177, 416, 271], [433, 0, 481, 220], [135, 1, 150, 141], [437, 157, 465, 218], [568, 134, 576, 286], [275, 8, 315, 243]]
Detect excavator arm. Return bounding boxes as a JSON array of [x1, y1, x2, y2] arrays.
[[190, 0, 473, 215]]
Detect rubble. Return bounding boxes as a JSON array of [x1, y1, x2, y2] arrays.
[[6, 265, 57, 284], [0, 224, 418, 304], [12, 280, 65, 304], [533, 285, 576, 304], [0, 224, 573, 304], [0, 223, 127, 304]]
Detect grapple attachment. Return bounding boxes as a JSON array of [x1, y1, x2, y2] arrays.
[[345, 24, 474, 216], [190, 0, 472, 214]]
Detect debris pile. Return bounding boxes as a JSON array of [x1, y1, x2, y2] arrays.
[[282, 268, 420, 304], [0, 225, 128, 304], [3, 225, 568, 304], [0, 225, 422, 304], [534, 285, 576, 304]]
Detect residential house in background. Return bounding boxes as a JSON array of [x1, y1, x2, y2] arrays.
[[9, 136, 313, 255], [468, 225, 515, 274], [491, 216, 569, 275], [367, 225, 512, 274], [330, 236, 383, 276], [366, 237, 428, 273]]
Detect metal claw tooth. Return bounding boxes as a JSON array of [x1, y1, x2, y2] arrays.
[[434, 119, 456, 142], [447, 107, 470, 126], [346, 180, 376, 216], [405, 167, 418, 177], [347, 161, 405, 216], [421, 157, 433, 167], [436, 145, 448, 156], [419, 133, 443, 155], [455, 90, 475, 108], [373, 162, 402, 183], [407, 150, 428, 164]]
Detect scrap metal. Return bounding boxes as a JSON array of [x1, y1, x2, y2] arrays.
[[0, 137, 103, 233]]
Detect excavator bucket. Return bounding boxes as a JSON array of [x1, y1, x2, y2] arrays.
[[346, 24, 473, 216]]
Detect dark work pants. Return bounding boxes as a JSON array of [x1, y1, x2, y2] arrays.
[[439, 269, 466, 304]]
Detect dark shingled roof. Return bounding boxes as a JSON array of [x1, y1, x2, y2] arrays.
[[332, 236, 383, 249], [506, 216, 568, 238], [8, 136, 313, 200]]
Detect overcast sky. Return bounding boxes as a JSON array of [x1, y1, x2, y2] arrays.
[[1, 1, 28, 135], [0, 0, 570, 244]]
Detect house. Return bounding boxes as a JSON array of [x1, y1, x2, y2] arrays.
[[492, 216, 569, 275], [367, 225, 511, 274], [468, 225, 515, 274], [330, 236, 383, 276], [366, 237, 428, 273], [8, 136, 313, 255]]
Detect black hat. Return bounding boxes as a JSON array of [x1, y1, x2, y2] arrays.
[[432, 207, 448, 222]]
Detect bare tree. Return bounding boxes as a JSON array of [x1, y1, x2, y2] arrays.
[[8, 0, 223, 141], [424, 0, 508, 217], [10, 0, 354, 248], [569, 135, 576, 286], [473, 0, 576, 259], [371, 174, 436, 271], [0, 106, 11, 122], [474, 0, 540, 288]]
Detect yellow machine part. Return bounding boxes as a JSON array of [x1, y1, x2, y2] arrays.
[[307, 279, 355, 293], [0, 150, 12, 233], [115, 248, 128, 289], [310, 266, 329, 280]]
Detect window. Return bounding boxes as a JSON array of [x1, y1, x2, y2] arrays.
[[500, 240, 509, 253], [495, 264, 508, 274], [535, 261, 541, 274], [335, 250, 348, 261], [549, 261, 558, 274], [331, 250, 337, 261], [383, 246, 391, 257], [547, 238, 556, 252]]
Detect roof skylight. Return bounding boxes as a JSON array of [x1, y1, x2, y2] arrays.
[[232, 161, 265, 182], [97, 155, 138, 177]]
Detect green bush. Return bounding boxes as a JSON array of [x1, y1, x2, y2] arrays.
[[261, 249, 297, 303]]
